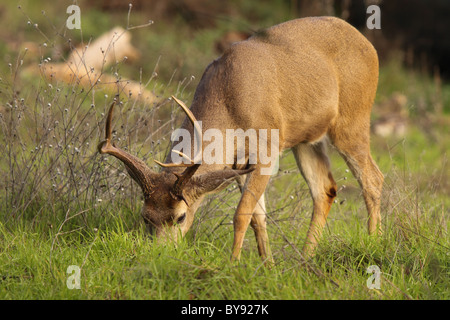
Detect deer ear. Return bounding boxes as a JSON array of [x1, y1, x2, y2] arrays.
[[191, 167, 254, 195]]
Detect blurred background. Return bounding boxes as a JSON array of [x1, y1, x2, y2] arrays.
[[1, 0, 450, 85], [0, 0, 449, 123]]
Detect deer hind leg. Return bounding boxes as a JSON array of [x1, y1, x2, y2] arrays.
[[329, 123, 384, 235], [235, 175, 273, 264], [292, 141, 337, 259], [231, 171, 271, 262]]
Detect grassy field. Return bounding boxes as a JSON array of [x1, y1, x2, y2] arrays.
[[0, 1, 449, 300]]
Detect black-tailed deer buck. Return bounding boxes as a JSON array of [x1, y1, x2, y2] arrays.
[[98, 17, 384, 263]]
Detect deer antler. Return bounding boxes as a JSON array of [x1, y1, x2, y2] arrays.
[[98, 101, 157, 198], [155, 96, 202, 168], [155, 96, 204, 204], [169, 163, 201, 205]]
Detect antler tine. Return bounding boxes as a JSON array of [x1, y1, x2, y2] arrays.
[[161, 150, 200, 204], [172, 96, 202, 163], [154, 96, 202, 169], [105, 101, 114, 142], [172, 150, 194, 163], [154, 160, 193, 168], [170, 163, 201, 205], [154, 150, 194, 168], [97, 101, 116, 154], [171, 96, 197, 127]]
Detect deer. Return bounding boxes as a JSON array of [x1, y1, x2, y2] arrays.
[[98, 16, 384, 264]]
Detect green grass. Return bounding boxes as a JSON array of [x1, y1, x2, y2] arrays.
[[0, 0, 449, 300], [1, 192, 447, 300], [1, 118, 448, 299]]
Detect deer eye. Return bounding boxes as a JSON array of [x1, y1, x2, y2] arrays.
[[176, 213, 186, 224]]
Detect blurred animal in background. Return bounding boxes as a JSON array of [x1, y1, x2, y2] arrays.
[[372, 93, 408, 137], [25, 27, 156, 102]]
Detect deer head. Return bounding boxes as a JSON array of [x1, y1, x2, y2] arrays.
[[98, 97, 252, 241]]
